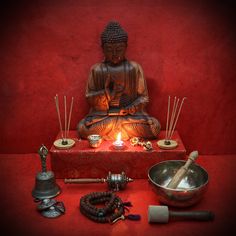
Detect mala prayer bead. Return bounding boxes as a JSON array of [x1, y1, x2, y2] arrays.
[[80, 192, 140, 224]]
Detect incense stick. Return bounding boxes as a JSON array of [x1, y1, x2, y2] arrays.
[[54, 94, 64, 141], [64, 96, 67, 140], [165, 96, 171, 141], [66, 97, 74, 139], [169, 97, 186, 139], [167, 97, 179, 140]]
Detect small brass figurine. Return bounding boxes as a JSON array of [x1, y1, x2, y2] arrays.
[[130, 137, 153, 151], [78, 21, 160, 140]]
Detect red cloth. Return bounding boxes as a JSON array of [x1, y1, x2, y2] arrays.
[[1, 1, 236, 155], [50, 131, 186, 178], [0, 154, 235, 236]]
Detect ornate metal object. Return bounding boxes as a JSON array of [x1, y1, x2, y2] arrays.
[[77, 21, 161, 140], [130, 137, 153, 151], [36, 198, 65, 218], [32, 145, 61, 199], [37, 198, 57, 211], [107, 171, 131, 191], [64, 171, 133, 191]]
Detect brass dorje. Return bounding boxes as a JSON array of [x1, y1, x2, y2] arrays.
[[78, 21, 161, 140]]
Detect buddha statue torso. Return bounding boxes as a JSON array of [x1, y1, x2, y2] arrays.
[[77, 22, 161, 140]]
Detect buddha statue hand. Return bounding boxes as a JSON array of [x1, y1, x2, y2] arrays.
[[105, 74, 113, 101], [126, 105, 136, 115], [119, 109, 129, 116], [119, 105, 136, 116], [105, 74, 124, 102]]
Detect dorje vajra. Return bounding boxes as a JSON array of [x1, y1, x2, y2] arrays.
[[130, 137, 153, 151]]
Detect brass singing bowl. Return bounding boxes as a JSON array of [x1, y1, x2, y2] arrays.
[[148, 160, 209, 207]]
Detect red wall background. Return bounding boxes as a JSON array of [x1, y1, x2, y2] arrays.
[[0, 0, 236, 154]]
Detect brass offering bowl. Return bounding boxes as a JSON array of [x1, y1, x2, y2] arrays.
[[87, 134, 102, 148], [148, 160, 208, 207]]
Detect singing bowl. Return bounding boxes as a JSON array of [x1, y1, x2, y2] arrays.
[[148, 160, 209, 207]]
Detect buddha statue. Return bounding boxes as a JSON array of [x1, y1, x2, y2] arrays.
[[78, 21, 161, 140]]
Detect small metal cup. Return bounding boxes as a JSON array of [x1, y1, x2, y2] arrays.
[[87, 134, 102, 148]]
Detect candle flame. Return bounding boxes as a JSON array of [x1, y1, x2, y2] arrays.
[[116, 132, 122, 142]]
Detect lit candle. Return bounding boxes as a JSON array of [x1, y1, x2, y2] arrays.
[[113, 132, 124, 150]]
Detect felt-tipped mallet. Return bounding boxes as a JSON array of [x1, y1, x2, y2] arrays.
[[167, 150, 199, 189], [148, 206, 214, 223]]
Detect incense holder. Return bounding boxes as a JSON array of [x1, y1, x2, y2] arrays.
[[157, 139, 178, 150], [54, 138, 75, 149]]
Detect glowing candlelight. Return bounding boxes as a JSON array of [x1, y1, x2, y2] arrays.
[[117, 132, 121, 143], [113, 132, 124, 150]]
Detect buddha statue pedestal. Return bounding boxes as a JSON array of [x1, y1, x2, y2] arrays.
[[50, 131, 186, 179]]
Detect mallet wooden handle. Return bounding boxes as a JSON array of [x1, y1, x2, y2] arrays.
[[167, 150, 199, 189]]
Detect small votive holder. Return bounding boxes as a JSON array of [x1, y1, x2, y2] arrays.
[[87, 134, 102, 148], [113, 140, 124, 150]]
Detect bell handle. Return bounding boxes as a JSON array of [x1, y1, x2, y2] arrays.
[[38, 145, 48, 173]]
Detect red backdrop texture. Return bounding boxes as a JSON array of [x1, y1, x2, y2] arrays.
[[0, 0, 236, 154]]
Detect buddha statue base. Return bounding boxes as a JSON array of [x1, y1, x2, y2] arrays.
[[50, 130, 186, 179]]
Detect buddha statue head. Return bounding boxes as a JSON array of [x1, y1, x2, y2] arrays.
[[101, 21, 128, 65]]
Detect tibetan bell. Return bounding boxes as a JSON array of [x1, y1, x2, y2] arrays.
[[32, 145, 61, 199]]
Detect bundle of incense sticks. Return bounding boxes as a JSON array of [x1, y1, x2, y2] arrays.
[[54, 94, 74, 145], [165, 96, 186, 144]]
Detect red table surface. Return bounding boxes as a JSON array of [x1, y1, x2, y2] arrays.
[[0, 154, 235, 236]]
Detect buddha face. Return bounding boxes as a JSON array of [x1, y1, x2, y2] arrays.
[[103, 42, 127, 65]]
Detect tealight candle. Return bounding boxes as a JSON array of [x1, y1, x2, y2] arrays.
[[113, 132, 124, 150]]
